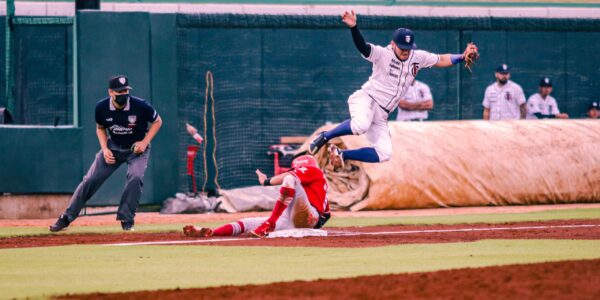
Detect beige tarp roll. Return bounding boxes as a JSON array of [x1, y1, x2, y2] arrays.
[[301, 120, 600, 210]]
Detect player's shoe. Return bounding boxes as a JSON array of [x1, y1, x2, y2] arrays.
[[183, 225, 214, 237], [308, 132, 327, 155], [121, 221, 135, 231], [250, 221, 275, 238], [328, 144, 345, 169], [49, 214, 70, 232]]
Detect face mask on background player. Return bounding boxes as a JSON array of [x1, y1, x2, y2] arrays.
[[114, 94, 129, 106]]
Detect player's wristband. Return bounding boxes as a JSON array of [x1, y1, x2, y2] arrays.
[[450, 54, 464, 65], [263, 178, 272, 186]]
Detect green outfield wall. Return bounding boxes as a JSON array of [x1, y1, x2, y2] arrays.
[[0, 12, 598, 205]]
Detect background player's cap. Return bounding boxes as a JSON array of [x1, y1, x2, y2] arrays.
[[109, 75, 132, 92], [392, 28, 417, 50], [588, 101, 599, 111], [496, 64, 510, 74], [539, 77, 552, 87]]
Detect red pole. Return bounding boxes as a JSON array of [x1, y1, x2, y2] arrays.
[[187, 145, 200, 194]]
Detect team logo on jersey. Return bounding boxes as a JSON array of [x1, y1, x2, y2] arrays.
[[128, 115, 137, 125], [296, 167, 308, 174], [405, 35, 411, 43], [505, 92, 512, 101], [419, 90, 424, 98], [411, 63, 420, 76], [119, 77, 127, 85]]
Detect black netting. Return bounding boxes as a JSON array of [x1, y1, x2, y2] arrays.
[[175, 26, 464, 190], [12, 25, 72, 125], [175, 15, 600, 191]]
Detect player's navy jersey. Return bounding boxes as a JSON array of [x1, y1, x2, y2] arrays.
[[290, 166, 330, 215], [95, 96, 159, 148]]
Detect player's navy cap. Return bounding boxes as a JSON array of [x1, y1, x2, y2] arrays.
[[539, 77, 552, 87], [109, 75, 132, 92], [588, 101, 599, 111], [392, 28, 417, 50], [496, 64, 510, 74]]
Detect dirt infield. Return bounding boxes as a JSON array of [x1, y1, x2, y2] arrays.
[[2, 219, 598, 249], [57, 258, 600, 300], [3, 203, 598, 227]]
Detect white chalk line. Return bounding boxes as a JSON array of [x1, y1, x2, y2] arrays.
[[106, 237, 249, 246], [328, 224, 600, 237], [103, 224, 599, 247]]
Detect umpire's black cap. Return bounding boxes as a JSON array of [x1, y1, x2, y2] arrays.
[[109, 75, 132, 92]]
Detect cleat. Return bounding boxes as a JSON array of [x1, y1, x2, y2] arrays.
[[183, 225, 213, 237], [121, 221, 135, 231], [49, 214, 70, 232], [250, 221, 276, 238], [308, 132, 327, 155], [328, 144, 345, 169]]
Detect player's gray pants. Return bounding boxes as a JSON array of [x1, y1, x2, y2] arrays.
[[347, 90, 393, 162], [64, 142, 150, 223]]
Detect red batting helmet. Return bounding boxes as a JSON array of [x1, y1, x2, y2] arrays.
[[291, 155, 319, 169]]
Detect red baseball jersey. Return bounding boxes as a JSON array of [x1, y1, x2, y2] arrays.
[[290, 166, 330, 214]]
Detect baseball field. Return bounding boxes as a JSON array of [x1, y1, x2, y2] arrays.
[[1, 203, 599, 299]]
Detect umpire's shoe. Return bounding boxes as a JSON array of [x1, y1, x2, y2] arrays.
[[308, 132, 327, 155], [49, 215, 70, 232], [121, 221, 135, 231]]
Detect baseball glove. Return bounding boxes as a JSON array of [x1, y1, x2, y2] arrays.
[[463, 42, 479, 72]]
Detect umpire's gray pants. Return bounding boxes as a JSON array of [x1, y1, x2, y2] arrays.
[[64, 142, 150, 223]]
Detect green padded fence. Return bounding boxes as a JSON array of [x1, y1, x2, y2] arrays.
[[2, 12, 599, 203], [76, 12, 156, 206], [0, 126, 83, 193]]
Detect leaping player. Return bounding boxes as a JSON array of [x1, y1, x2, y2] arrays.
[[309, 10, 478, 167], [183, 155, 330, 238]]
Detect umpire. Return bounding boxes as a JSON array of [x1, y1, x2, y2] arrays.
[[50, 75, 162, 232]]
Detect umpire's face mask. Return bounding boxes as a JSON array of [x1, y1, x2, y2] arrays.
[[114, 94, 129, 106]]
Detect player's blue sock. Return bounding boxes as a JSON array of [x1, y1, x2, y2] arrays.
[[324, 119, 353, 140], [341, 147, 380, 163]]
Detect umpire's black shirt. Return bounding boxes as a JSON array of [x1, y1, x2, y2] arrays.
[[95, 96, 159, 149]]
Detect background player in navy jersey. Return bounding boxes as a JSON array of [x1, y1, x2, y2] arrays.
[[49, 75, 162, 232]]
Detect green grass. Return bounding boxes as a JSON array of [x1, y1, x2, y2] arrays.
[[0, 207, 598, 238], [0, 239, 598, 299]]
